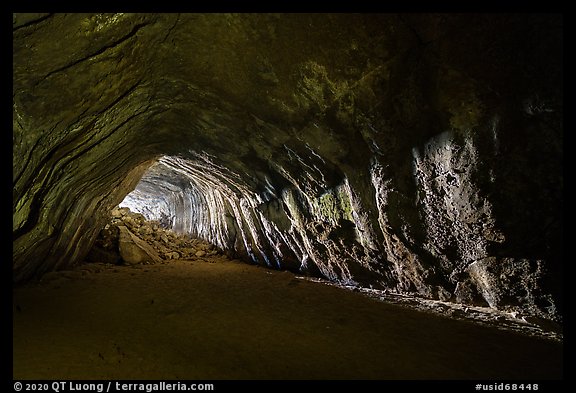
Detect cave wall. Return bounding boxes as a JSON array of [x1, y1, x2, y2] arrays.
[[13, 13, 563, 320]]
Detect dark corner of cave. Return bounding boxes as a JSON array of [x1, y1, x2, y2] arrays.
[[13, 13, 563, 381]]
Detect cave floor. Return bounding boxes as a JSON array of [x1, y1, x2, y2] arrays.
[[13, 258, 563, 380]]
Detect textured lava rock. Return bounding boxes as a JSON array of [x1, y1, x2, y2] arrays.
[[118, 226, 162, 265], [13, 14, 563, 320]]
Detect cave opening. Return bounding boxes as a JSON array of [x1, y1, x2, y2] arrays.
[[119, 157, 201, 234]]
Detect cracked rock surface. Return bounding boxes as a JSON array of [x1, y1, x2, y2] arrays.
[[13, 14, 563, 321]]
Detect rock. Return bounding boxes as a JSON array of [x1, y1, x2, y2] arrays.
[[435, 286, 452, 302], [12, 14, 563, 322], [156, 244, 170, 254], [133, 212, 145, 223], [195, 250, 206, 258], [166, 251, 180, 260], [89, 207, 218, 265], [181, 248, 196, 256], [85, 245, 122, 265], [138, 226, 152, 236], [118, 226, 163, 265]]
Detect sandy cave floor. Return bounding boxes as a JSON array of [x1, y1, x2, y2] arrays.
[[13, 257, 563, 380]]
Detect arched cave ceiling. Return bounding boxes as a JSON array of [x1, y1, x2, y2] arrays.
[[13, 13, 563, 320]]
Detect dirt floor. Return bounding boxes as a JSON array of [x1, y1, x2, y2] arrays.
[[13, 257, 563, 380]]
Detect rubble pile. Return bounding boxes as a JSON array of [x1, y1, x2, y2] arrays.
[[86, 207, 220, 265]]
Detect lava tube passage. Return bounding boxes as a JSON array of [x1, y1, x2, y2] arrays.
[[13, 13, 562, 382]]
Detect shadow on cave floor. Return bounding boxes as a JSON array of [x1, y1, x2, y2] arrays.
[[13, 257, 563, 380]]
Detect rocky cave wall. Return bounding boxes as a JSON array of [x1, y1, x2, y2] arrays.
[[13, 13, 563, 320]]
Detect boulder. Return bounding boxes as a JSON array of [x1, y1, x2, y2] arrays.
[[118, 226, 163, 265]]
